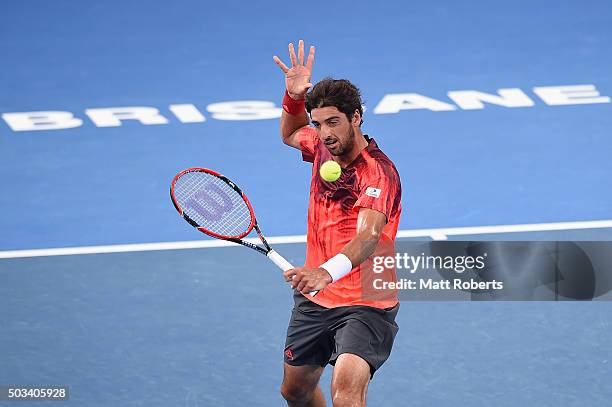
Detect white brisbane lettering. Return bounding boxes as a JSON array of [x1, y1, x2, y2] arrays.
[[85, 107, 169, 127], [1, 84, 609, 133], [532, 84, 611, 106], [169, 104, 206, 123], [373, 93, 457, 113], [373, 83, 609, 114], [447, 88, 535, 110], [2, 111, 83, 131]]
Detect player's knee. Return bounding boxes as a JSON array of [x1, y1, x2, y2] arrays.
[[332, 386, 365, 407], [280, 382, 313, 403]]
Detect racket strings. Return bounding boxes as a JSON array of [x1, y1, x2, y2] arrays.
[[174, 171, 252, 237], [177, 173, 251, 236]]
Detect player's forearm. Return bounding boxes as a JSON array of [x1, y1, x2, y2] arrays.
[[320, 231, 380, 284], [320, 209, 386, 283], [341, 228, 382, 268], [280, 109, 309, 142], [321, 229, 380, 283], [280, 89, 310, 143]]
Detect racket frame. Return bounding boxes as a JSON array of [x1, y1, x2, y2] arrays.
[[170, 167, 271, 255], [170, 167, 318, 296]]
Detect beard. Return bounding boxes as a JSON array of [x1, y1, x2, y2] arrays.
[[328, 126, 355, 156]]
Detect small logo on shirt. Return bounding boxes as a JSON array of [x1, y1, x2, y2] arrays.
[[366, 187, 382, 198], [284, 348, 294, 360]]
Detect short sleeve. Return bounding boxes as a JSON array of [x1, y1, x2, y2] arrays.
[[353, 163, 401, 221], [295, 127, 319, 163]]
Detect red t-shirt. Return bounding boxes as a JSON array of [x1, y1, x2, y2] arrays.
[[296, 127, 402, 309]]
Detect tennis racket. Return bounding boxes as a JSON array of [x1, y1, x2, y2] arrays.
[[170, 167, 317, 296]]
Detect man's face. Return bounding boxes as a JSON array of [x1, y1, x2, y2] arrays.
[[310, 106, 356, 156]]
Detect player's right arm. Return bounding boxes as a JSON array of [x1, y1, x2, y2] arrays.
[[273, 40, 315, 149], [279, 106, 309, 149]]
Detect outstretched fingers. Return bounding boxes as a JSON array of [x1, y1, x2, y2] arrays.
[[288, 42, 298, 67], [305, 45, 315, 71], [298, 39, 304, 65], [274, 40, 315, 78], [273, 55, 290, 73]]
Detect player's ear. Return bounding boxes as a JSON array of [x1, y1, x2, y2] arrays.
[[352, 109, 361, 126]]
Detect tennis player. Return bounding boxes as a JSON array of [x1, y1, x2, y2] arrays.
[[273, 40, 402, 407]]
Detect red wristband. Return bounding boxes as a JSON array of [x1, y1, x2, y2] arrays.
[[282, 90, 306, 115]]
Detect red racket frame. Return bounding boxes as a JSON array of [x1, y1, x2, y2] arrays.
[[170, 167, 318, 296], [170, 167, 271, 255]]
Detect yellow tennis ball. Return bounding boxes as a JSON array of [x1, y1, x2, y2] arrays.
[[319, 160, 342, 182]]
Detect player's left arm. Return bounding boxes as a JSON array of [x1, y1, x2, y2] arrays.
[[284, 208, 386, 294]]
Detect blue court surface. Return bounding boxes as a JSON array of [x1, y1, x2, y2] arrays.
[[1, 1, 611, 406]]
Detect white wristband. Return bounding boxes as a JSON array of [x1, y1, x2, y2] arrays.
[[320, 253, 353, 282]]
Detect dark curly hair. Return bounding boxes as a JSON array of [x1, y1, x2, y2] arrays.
[[305, 78, 364, 126]]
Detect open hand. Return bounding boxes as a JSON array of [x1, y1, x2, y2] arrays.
[[273, 39, 315, 100]]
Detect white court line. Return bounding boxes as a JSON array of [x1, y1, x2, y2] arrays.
[[395, 219, 612, 240], [1, 220, 612, 259]]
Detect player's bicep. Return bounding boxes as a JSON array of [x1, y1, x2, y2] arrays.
[[356, 207, 387, 239], [353, 166, 402, 221]]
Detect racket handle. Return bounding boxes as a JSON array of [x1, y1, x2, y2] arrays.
[[267, 249, 293, 271], [267, 250, 318, 297]]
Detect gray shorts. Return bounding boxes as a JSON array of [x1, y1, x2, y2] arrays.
[[284, 291, 399, 377]]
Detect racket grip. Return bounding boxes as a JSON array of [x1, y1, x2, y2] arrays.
[[267, 249, 293, 271], [267, 250, 318, 297]]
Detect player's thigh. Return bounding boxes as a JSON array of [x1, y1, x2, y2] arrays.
[[281, 363, 325, 395], [331, 353, 370, 401], [330, 304, 399, 377]]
